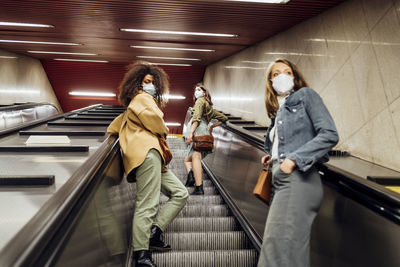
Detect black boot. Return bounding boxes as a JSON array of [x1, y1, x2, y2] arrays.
[[149, 225, 171, 252], [133, 250, 156, 267], [185, 170, 195, 187], [192, 184, 204, 195]]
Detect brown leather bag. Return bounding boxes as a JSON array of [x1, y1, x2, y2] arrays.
[[193, 134, 214, 151], [253, 166, 272, 204], [158, 137, 172, 165]]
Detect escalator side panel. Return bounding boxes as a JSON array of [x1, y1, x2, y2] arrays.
[[204, 126, 269, 240], [51, 148, 133, 267], [205, 125, 400, 267]]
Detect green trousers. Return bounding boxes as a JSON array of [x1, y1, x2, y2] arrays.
[[132, 149, 189, 251]]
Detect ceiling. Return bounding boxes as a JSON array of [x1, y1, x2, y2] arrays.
[[0, 0, 346, 132]]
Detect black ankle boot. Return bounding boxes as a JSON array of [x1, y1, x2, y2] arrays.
[[185, 170, 195, 187], [133, 250, 156, 267], [149, 225, 171, 252], [192, 184, 204, 195]]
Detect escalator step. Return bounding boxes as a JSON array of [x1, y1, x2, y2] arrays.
[[153, 249, 258, 267], [186, 186, 217, 195], [160, 195, 224, 205], [176, 205, 231, 217], [166, 217, 239, 232], [164, 232, 251, 250]]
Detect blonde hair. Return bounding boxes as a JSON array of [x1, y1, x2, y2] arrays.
[[265, 58, 309, 118]]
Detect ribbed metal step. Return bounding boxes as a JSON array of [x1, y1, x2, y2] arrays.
[[180, 179, 213, 187], [153, 249, 258, 267], [129, 138, 259, 267], [176, 204, 231, 217], [160, 195, 224, 205], [164, 232, 251, 250], [166, 217, 239, 232], [186, 186, 217, 195]]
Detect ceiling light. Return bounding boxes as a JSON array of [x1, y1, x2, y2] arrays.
[[54, 59, 109, 63], [131, 46, 215, 52], [0, 56, 17, 59], [225, 66, 266, 70], [265, 52, 327, 57], [242, 60, 272, 64], [225, 0, 290, 3], [149, 63, 191, 67], [69, 91, 116, 97], [307, 38, 400, 46], [0, 22, 54, 28], [0, 39, 80, 45], [137, 56, 200, 61], [121, 28, 238, 38], [214, 96, 254, 102], [165, 122, 181, 126], [165, 94, 186, 100], [28, 51, 97, 56]]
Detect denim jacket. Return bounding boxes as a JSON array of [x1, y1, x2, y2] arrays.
[[264, 87, 339, 172]]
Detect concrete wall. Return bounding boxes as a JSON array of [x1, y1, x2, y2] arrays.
[[0, 49, 62, 111], [204, 0, 400, 171]]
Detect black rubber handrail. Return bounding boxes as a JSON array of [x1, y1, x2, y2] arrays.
[[0, 145, 89, 152], [0, 134, 119, 267], [322, 163, 400, 208], [223, 120, 400, 210], [0, 175, 55, 186]]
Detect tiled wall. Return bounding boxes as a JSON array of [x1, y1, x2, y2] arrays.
[[0, 49, 62, 111], [204, 0, 400, 171]]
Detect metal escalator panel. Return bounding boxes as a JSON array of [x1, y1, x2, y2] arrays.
[[202, 123, 400, 267], [48, 143, 131, 267]]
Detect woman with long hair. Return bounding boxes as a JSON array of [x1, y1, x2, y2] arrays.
[[108, 61, 188, 267], [184, 83, 227, 194], [258, 58, 338, 267]]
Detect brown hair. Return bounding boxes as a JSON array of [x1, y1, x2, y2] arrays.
[[265, 58, 309, 118], [118, 61, 170, 107], [193, 83, 213, 106]]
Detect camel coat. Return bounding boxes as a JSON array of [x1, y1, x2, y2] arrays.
[[107, 92, 169, 177]]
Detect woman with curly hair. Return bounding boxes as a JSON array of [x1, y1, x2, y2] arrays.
[[108, 61, 188, 267]]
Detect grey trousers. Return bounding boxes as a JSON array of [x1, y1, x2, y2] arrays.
[[132, 149, 189, 251], [257, 162, 323, 267]]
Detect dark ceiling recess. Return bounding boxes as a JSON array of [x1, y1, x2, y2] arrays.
[[41, 60, 205, 133], [0, 0, 346, 133]]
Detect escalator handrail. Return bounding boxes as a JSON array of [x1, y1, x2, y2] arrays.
[[222, 121, 400, 209], [0, 134, 120, 267], [0, 104, 102, 137], [0, 102, 58, 112]]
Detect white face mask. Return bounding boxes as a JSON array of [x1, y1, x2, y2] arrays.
[[195, 90, 204, 99], [271, 74, 294, 95], [142, 84, 156, 97]]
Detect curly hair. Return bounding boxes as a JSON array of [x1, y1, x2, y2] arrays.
[[265, 58, 309, 118], [118, 61, 170, 107], [193, 83, 213, 106]]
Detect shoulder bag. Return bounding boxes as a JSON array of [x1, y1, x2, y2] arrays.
[[193, 131, 214, 151], [253, 165, 272, 204], [158, 137, 172, 165]]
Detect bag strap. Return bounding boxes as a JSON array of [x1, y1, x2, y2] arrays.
[[262, 162, 272, 171]]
